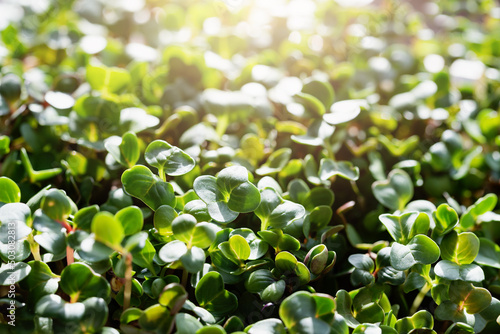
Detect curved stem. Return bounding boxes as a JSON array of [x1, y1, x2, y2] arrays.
[[66, 246, 74, 266], [215, 113, 230, 138], [123, 253, 133, 310], [410, 283, 431, 315], [27, 234, 42, 262], [158, 166, 166, 182], [181, 269, 188, 288]]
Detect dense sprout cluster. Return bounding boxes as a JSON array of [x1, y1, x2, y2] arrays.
[[0, 0, 500, 333]]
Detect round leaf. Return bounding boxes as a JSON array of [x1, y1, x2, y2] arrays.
[[145, 140, 196, 176], [122, 165, 176, 210], [0, 176, 20, 203], [91, 212, 124, 248], [372, 169, 413, 211]]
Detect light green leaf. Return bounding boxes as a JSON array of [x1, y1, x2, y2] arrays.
[[372, 169, 413, 211], [0, 176, 20, 203], [91, 212, 124, 249], [434, 260, 485, 282], [115, 206, 143, 236], [60, 263, 110, 302], [255, 188, 305, 231], [145, 140, 196, 177], [86, 63, 131, 94], [319, 159, 360, 181], [440, 231, 480, 265], [122, 165, 176, 210], [390, 235, 440, 270]]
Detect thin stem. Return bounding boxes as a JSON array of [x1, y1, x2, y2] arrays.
[[181, 269, 188, 288], [27, 234, 42, 262], [324, 141, 335, 160], [350, 181, 365, 210], [58, 219, 74, 265], [158, 166, 166, 182], [70, 291, 80, 303], [123, 253, 133, 310], [410, 283, 431, 315], [66, 246, 74, 265], [215, 113, 230, 138]]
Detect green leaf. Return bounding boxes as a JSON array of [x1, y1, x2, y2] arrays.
[[196, 325, 227, 334], [145, 140, 196, 177], [292, 317, 331, 334], [60, 263, 110, 302], [245, 269, 275, 293], [390, 235, 440, 270], [294, 92, 326, 117], [183, 199, 211, 222], [434, 260, 485, 282], [104, 132, 140, 168], [228, 234, 251, 261], [460, 194, 498, 229], [303, 206, 333, 236], [236, 133, 265, 165], [120, 308, 142, 324], [0, 203, 32, 243], [302, 78, 334, 109], [261, 280, 286, 302], [217, 166, 260, 212], [335, 290, 360, 328], [122, 165, 176, 210], [319, 159, 360, 181], [258, 229, 301, 252], [159, 240, 188, 262], [172, 214, 216, 249], [377, 266, 405, 286], [435, 281, 492, 322], [0, 176, 20, 203], [324, 99, 366, 125], [355, 303, 385, 324], [40, 189, 73, 222], [73, 205, 99, 231], [291, 120, 334, 147], [20, 260, 58, 304], [279, 291, 316, 329], [475, 238, 500, 268], [395, 310, 434, 334], [175, 313, 203, 334], [86, 63, 131, 94], [443, 323, 474, 334], [0, 262, 31, 285], [372, 169, 413, 211], [256, 148, 292, 175], [131, 238, 156, 274], [379, 212, 421, 244], [154, 205, 178, 236], [91, 212, 124, 249], [349, 254, 375, 272], [115, 206, 143, 236], [255, 187, 305, 230], [305, 244, 334, 276], [432, 204, 459, 238], [20, 148, 62, 183], [195, 272, 238, 317], [194, 166, 261, 223], [0, 135, 10, 157], [35, 294, 84, 322], [247, 319, 286, 334], [440, 231, 480, 265], [180, 246, 206, 273], [158, 283, 188, 313], [379, 135, 420, 157], [139, 304, 174, 332]]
